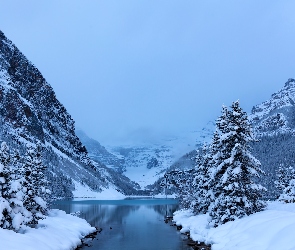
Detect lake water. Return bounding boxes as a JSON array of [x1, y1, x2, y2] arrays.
[[52, 199, 191, 250]]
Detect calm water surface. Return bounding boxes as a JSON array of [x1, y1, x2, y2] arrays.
[[52, 199, 191, 250]]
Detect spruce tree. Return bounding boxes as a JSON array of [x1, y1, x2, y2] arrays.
[[163, 169, 196, 209], [34, 142, 50, 208], [0, 142, 12, 228], [0, 143, 30, 230], [279, 179, 295, 203], [277, 166, 295, 203], [193, 143, 214, 214], [23, 143, 48, 225], [0, 142, 11, 198], [209, 101, 266, 227], [9, 149, 31, 230], [174, 169, 196, 209], [275, 165, 295, 195]]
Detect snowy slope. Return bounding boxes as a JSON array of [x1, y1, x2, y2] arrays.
[[110, 144, 175, 188], [250, 78, 295, 136], [107, 122, 215, 189], [0, 29, 134, 199], [76, 129, 124, 172]]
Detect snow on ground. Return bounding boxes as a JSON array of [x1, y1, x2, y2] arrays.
[[173, 201, 295, 250], [0, 209, 95, 250], [124, 165, 166, 189], [153, 193, 177, 199], [73, 180, 178, 200], [73, 181, 125, 200]]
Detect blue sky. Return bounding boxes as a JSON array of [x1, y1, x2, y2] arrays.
[[1, 1, 295, 145]]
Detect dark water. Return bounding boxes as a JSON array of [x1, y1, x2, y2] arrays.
[[52, 199, 191, 250]]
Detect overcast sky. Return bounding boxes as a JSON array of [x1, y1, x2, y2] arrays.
[[1, 1, 295, 145]]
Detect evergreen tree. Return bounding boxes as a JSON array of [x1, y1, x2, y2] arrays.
[[162, 169, 196, 209], [275, 165, 295, 194], [0, 142, 12, 228], [193, 143, 214, 214], [277, 165, 295, 203], [0, 142, 11, 198], [176, 170, 194, 209], [23, 143, 48, 225], [9, 149, 31, 230], [279, 179, 295, 203], [34, 142, 51, 206], [209, 101, 266, 227], [0, 143, 30, 230], [177, 169, 196, 209]]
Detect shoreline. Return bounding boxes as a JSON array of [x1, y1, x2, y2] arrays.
[[172, 201, 295, 250], [165, 216, 212, 250], [75, 227, 100, 250]]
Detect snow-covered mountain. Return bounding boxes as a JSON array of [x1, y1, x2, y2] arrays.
[[0, 30, 138, 198], [250, 78, 295, 136], [78, 122, 215, 189], [77, 131, 177, 189], [108, 144, 175, 189], [249, 78, 295, 198], [76, 130, 125, 173]]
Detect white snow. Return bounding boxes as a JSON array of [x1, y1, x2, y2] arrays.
[[249, 80, 295, 121], [0, 209, 95, 250], [104, 121, 215, 189], [72, 181, 125, 200], [44, 141, 80, 168], [153, 193, 177, 199], [173, 201, 295, 250], [124, 164, 166, 188]]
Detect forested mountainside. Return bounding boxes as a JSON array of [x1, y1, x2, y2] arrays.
[[0, 30, 139, 198], [146, 150, 196, 194], [250, 78, 295, 198]]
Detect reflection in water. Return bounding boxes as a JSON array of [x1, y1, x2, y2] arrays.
[[150, 204, 176, 218], [52, 199, 191, 250]]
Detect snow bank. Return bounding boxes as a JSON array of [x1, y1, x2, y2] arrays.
[[73, 181, 125, 200], [173, 201, 295, 250], [0, 209, 95, 250]]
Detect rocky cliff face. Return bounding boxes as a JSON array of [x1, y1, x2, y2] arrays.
[[250, 78, 295, 137], [0, 30, 87, 161], [0, 30, 138, 198], [248, 78, 295, 198], [76, 130, 125, 173]]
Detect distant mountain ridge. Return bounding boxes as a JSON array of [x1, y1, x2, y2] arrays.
[[76, 130, 125, 173], [78, 122, 215, 189], [77, 131, 176, 189]]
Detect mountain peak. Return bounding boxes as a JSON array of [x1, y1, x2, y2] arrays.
[[250, 78, 295, 122], [285, 78, 295, 87]]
